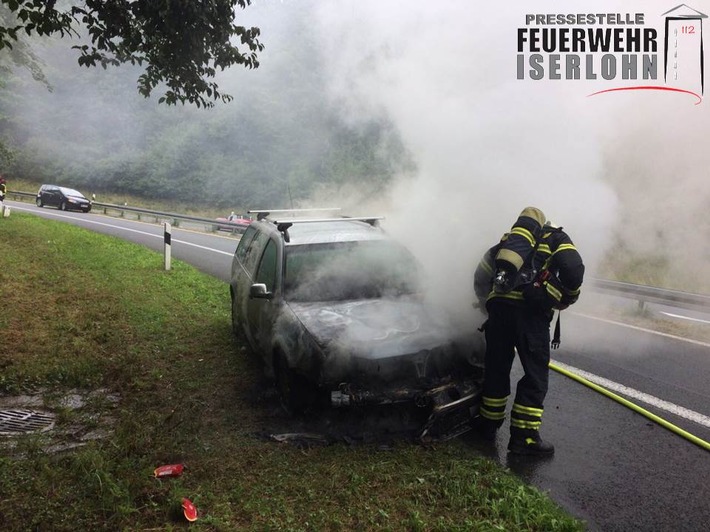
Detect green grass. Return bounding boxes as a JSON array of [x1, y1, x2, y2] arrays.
[[0, 213, 584, 531]]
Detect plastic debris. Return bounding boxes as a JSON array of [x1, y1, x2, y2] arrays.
[[153, 463, 185, 478], [182, 497, 198, 522], [268, 432, 331, 446]]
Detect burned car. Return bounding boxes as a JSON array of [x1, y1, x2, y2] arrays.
[[230, 212, 483, 438]]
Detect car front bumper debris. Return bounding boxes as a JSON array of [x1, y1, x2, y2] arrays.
[[330, 377, 482, 442]]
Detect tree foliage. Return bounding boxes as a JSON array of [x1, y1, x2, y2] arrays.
[[0, 1, 414, 208], [0, 0, 263, 107]]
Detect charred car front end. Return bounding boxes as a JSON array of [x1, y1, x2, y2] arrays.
[[230, 213, 483, 439]]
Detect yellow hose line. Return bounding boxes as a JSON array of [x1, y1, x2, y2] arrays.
[[549, 362, 710, 452]]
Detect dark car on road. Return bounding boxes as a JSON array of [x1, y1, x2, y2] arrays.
[[36, 185, 92, 213], [230, 211, 483, 439]]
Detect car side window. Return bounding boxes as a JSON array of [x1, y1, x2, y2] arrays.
[[242, 230, 270, 276], [255, 239, 278, 292], [235, 226, 258, 263]]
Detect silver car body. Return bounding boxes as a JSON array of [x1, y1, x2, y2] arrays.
[[229, 215, 483, 435]]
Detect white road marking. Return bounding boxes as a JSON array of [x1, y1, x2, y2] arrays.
[[660, 311, 710, 325], [573, 312, 710, 349], [553, 360, 710, 429], [12, 205, 234, 256]]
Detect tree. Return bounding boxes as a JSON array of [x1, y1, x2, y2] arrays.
[[0, 0, 264, 108]]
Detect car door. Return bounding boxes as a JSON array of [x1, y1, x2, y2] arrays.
[[234, 229, 270, 350], [246, 237, 281, 356], [46, 186, 60, 207], [39, 186, 52, 206]]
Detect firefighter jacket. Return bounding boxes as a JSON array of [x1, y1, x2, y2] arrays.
[[474, 227, 585, 312]]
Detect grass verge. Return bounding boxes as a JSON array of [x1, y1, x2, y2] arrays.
[[0, 213, 584, 531]]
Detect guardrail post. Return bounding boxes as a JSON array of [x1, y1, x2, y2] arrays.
[[164, 222, 172, 271]]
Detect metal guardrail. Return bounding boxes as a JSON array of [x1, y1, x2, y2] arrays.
[[8, 189, 710, 312], [588, 278, 710, 313], [8, 190, 248, 233]]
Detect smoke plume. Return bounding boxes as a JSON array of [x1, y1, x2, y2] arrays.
[[309, 0, 710, 318]]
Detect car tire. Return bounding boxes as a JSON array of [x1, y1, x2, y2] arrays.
[[36, 197, 43, 207], [59, 201, 67, 211], [274, 352, 315, 415]]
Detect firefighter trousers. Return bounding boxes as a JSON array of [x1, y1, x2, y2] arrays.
[[480, 301, 552, 434]]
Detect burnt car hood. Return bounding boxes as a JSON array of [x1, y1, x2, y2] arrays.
[[287, 296, 458, 358]]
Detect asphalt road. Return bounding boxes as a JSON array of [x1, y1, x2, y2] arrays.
[[9, 200, 710, 532]]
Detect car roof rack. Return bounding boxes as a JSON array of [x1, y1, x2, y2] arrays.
[[264, 215, 385, 243], [248, 208, 341, 221]]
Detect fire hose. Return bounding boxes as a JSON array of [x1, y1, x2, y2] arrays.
[[549, 361, 710, 452]]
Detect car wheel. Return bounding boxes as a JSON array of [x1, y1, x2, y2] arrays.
[[274, 352, 315, 415], [36, 197, 43, 207], [59, 201, 67, 211]]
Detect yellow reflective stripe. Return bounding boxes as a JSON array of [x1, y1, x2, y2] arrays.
[[480, 408, 506, 420], [496, 248, 525, 269], [511, 419, 542, 430], [553, 243, 577, 254], [480, 260, 494, 275], [537, 243, 551, 254], [545, 282, 562, 301], [483, 396, 509, 407], [512, 404, 544, 417], [566, 287, 581, 295], [488, 290, 524, 302], [510, 227, 535, 246]]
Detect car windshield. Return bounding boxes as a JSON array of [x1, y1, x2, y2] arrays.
[[284, 240, 420, 302], [59, 187, 84, 198]]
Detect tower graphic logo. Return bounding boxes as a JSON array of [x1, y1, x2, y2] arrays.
[[662, 4, 706, 96]]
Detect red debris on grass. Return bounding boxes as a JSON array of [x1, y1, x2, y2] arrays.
[[181, 497, 198, 522], [153, 463, 185, 478]]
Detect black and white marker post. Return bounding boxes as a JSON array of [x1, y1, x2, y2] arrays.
[[164, 222, 172, 271]]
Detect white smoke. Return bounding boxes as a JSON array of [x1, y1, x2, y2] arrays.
[[307, 0, 710, 315], [6, 0, 708, 302]]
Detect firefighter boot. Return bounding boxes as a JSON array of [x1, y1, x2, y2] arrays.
[[508, 429, 555, 456]]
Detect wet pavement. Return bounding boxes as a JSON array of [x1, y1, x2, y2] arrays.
[[461, 329, 710, 532]]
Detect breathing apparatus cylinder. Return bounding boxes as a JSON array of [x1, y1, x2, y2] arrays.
[[492, 207, 546, 293]]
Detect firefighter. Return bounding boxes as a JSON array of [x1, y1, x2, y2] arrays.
[[472, 207, 585, 456]]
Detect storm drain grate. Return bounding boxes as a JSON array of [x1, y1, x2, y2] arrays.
[[0, 409, 56, 434]]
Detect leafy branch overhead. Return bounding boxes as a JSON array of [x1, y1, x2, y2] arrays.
[[0, 0, 264, 107]]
